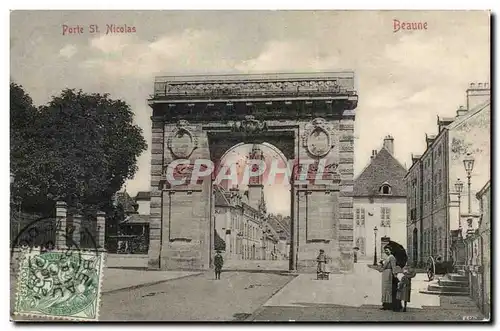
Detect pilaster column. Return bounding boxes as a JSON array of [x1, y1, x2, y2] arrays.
[[55, 201, 67, 248], [96, 211, 106, 249], [72, 214, 81, 247]]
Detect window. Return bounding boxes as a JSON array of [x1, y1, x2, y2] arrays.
[[356, 237, 366, 255], [434, 174, 438, 198], [355, 208, 365, 226], [438, 227, 443, 256], [380, 184, 392, 195], [424, 230, 428, 257], [381, 207, 391, 227], [432, 229, 437, 255], [428, 182, 431, 203]]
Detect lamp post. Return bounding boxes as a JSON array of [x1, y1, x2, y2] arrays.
[[455, 178, 464, 228], [463, 153, 475, 214], [373, 226, 378, 266]]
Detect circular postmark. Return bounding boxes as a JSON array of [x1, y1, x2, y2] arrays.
[[21, 251, 100, 317], [11, 216, 91, 270], [11, 216, 102, 318]]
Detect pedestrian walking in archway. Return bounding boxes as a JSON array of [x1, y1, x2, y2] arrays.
[[214, 250, 224, 280]]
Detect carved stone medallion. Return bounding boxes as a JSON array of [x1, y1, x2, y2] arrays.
[[167, 120, 198, 159], [302, 118, 335, 158]]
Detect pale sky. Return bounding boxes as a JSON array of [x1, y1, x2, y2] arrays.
[[10, 11, 490, 216]]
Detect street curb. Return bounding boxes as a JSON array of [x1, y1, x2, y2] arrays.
[[102, 272, 204, 295], [243, 273, 299, 322], [224, 269, 295, 274]]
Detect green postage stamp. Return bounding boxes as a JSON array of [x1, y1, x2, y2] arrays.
[[14, 248, 105, 321]]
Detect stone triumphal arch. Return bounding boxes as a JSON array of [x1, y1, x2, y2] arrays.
[[147, 72, 358, 272]]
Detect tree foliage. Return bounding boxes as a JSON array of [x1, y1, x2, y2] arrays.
[[10, 85, 147, 216]]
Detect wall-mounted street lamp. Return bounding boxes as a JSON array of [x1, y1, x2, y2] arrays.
[[455, 178, 464, 228], [463, 153, 475, 214]]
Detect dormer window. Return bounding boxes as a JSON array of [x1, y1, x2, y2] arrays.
[[380, 183, 392, 195]]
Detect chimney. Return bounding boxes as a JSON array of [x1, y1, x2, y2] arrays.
[[456, 105, 468, 117], [412, 154, 422, 165], [370, 149, 378, 160], [426, 134, 436, 148], [383, 135, 394, 155], [466, 82, 490, 111]]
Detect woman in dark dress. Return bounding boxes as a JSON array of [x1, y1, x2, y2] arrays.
[[377, 245, 402, 311]]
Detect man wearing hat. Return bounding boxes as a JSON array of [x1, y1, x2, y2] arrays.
[[214, 250, 224, 280]]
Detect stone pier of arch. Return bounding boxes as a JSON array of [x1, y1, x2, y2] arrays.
[[146, 72, 358, 273]]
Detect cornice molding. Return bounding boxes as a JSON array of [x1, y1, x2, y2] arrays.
[[153, 72, 356, 100]]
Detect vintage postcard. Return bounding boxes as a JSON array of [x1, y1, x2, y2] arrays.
[[10, 10, 491, 322]]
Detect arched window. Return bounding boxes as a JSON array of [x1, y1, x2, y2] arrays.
[[379, 183, 392, 195]]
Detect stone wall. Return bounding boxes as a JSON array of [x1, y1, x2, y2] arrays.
[[148, 113, 356, 272], [295, 115, 354, 272]]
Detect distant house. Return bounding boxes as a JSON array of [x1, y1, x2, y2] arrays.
[[135, 191, 151, 215], [107, 190, 150, 254], [213, 185, 264, 261], [353, 135, 407, 260]]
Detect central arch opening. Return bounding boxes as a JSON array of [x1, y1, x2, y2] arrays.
[[212, 141, 292, 271]]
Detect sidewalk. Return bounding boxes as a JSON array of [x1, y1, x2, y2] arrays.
[[249, 263, 486, 321], [263, 263, 439, 309], [101, 268, 201, 293], [224, 259, 289, 272]]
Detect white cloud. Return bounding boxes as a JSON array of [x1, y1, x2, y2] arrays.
[[89, 34, 132, 54], [58, 44, 77, 58], [83, 29, 229, 79], [236, 40, 340, 73]]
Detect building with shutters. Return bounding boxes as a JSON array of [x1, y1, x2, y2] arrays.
[[353, 136, 407, 261], [213, 185, 266, 261], [405, 82, 490, 266]]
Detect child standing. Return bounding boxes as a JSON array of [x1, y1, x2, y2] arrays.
[[396, 265, 416, 312]]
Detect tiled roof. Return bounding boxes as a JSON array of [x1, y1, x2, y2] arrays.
[[121, 214, 150, 224], [266, 215, 290, 240], [135, 191, 151, 201], [447, 100, 490, 130], [115, 191, 139, 213], [214, 186, 231, 207], [353, 147, 407, 197]]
